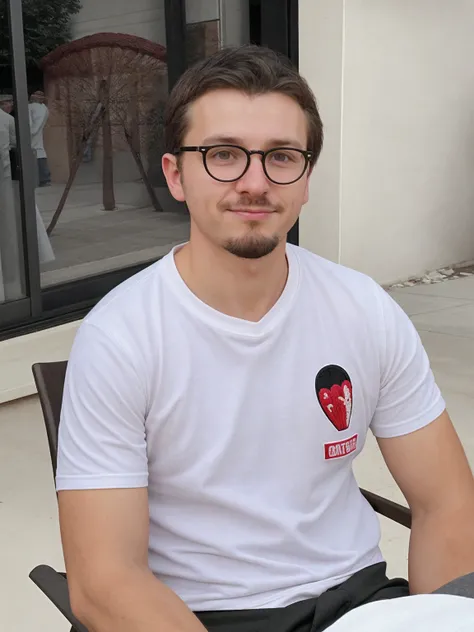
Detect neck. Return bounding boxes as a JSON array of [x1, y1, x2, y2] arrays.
[[174, 234, 289, 322]]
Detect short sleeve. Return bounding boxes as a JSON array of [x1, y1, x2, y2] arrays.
[[370, 286, 446, 439], [56, 321, 149, 491]]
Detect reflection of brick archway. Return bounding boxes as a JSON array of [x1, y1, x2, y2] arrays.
[[41, 33, 167, 182], [39, 33, 168, 229], [41, 32, 167, 68]]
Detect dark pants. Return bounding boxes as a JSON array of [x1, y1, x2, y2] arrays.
[[37, 157, 51, 186], [196, 563, 409, 632]]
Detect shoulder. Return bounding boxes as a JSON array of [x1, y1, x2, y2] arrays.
[[289, 244, 410, 349], [0, 110, 13, 123], [68, 256, 174, 386], [82, 254, 171, 340], [289, 244, 389, 308]]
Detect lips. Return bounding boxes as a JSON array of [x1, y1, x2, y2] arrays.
[[230, 208, 274, 214], [229, 209, 275, 220]]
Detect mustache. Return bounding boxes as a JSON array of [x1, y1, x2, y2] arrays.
[[220, 196, 281, 212]]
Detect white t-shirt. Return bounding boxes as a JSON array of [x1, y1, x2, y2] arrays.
[[28, 102, 49, 158], [56, 244, 445, 611]]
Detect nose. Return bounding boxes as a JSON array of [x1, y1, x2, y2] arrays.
[[235, 154, 270, 196]]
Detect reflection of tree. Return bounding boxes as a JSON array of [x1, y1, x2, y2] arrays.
[[41, 33, 168, 234], [0, 0, 81, 67]]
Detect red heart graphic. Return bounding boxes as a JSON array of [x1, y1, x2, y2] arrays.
[[318, 380, 353, 431]]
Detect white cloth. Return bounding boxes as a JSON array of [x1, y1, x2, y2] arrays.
[[0, 114, 22, 302], [28, 102, 49, 159], [327, 594, 474, 631], [56, 244, 445, 611], [0, 109, 15, 177], [0, 109, 53, 297], [35, 204, 55, 264]]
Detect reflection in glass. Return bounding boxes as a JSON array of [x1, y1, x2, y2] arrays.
[[0, 93, 25, 303], [22, 1, 252, 289]]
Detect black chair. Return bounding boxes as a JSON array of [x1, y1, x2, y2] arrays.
[[30, 361, 87, 632], [29, 361, 412, 631]]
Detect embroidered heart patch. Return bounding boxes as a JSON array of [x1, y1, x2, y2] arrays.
[[315, 365, 353, 432]]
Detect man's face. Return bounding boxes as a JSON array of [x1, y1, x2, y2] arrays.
[[31, 92, 45, 104], [163, 89, 311, 259], [1, 100, 13, 113]]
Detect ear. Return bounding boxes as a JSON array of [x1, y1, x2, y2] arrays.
[[303, 170, 312, 205], [162, 153, 186, 202]]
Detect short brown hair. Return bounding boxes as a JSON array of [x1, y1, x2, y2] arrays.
[[164, 45, 323, 166]]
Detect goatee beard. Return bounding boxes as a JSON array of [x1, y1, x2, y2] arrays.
[[223, 233, 280, 259]]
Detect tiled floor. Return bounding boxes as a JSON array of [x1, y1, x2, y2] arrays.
[[36, 182, 190, 287], [354, 276, 474, 581], [1, 276, 474, 631]]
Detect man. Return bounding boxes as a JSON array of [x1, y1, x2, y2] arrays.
[[29, 90, 51, 186], [0, 93, 54, 274], [0, 95, 14, 301], [0, 94, 23, 301], [0, 94, 16, 175], [56, 46, 474, 632]]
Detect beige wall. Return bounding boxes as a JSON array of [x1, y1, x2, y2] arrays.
[[299, 0, 474, 284], [72, 0, 224, 43], [186, 0, 219, 25], [71, 1, 248, 47], [219, 0, 250, 47], [299, 0, 345, 264], [72, 0, 166, 43]]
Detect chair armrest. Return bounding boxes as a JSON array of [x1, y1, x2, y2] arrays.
[[361, 488, 412, 529], [29, 565, 89, 632]]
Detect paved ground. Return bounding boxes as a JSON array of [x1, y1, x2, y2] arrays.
[[1, 275, 474, 631], [36, 182, 190, 287]]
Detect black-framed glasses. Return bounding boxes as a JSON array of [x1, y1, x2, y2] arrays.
[[175, 144, 313, 185]]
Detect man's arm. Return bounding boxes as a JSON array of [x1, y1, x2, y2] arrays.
[[28, 104, 39, 136], [59, 487, 207, 632], [8, 114, 16, 148], [378, 410, 474, 594], [29, 103, 49, 137], [56, 320, 208, 631]]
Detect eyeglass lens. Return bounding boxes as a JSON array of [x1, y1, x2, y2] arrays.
[[204, 146, 307, 184]]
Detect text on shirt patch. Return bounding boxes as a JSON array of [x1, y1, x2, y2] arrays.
[[324, 434, 358, 460]]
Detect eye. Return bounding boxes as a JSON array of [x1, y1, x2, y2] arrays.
[[272, 152, 291, 163], [207, 147, 239, 162], [269, 150, 300, 165]]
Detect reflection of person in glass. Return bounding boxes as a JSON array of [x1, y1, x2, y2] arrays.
[[0, 93, 54, 301], [29, 90, 51, 187], [56, 46, 474, 632], [0, 95, 15, 140], [0, 93, 23, 302], [0, 94, 16, 175]]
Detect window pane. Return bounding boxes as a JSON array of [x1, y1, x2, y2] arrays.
[[14, 1, 253, 290], [0, 62, 26, 303]]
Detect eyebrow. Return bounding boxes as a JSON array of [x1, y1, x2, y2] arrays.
[[201, 135, 305, 149]]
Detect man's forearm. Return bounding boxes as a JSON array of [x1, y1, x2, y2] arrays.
[[408, 503, 474, 594], [72, 567, 207, 632]]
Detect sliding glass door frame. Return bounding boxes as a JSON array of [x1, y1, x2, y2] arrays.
[[1, 0, 300, 340], [0, 0, 41, 330]]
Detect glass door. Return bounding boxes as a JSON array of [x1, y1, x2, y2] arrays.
[[2, 0, 298, 336], [0, 0, 37, 331]]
